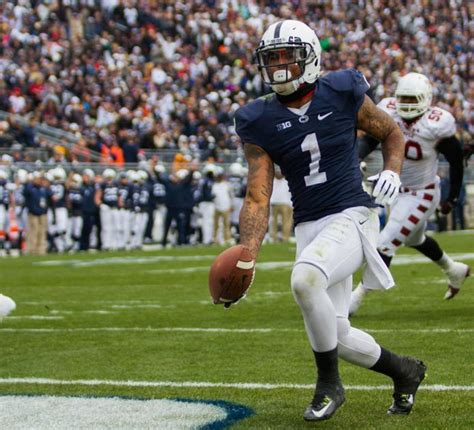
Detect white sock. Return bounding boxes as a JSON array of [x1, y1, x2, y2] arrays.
[[436, 252, 454, 271]]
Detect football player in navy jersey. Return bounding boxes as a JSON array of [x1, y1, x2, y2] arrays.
[[66, 174, 84, 251], [231, 20, 426, 421], [95, 169, 119, 250]]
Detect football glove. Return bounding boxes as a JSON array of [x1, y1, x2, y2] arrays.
[[440, 199, 456, 215], [368, 170, 401, 206]]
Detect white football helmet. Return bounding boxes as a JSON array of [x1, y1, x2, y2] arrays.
[[154, 164, 166, 174], [71, 173, 82, 186], [256, 20, 322, 95], [53, 167, 66, 182], [0, 169, 8, 180], [103, 168, 116, 180], [395, 73, 433, 119], [229, 162, 243, 177], [83, 168, 95, 179], [16, 169, 28, 184]]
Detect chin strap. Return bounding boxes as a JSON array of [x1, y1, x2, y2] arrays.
[[276, 82, 316, 104]]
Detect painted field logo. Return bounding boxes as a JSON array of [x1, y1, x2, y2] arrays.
[[0, 395, 253, 429]]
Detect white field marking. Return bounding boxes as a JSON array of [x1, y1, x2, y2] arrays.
[[0, 378, 472, 391], [6, 316, 64, 320], [22, 300, 166, 305], [83, 310, 116, 315], [0, 327, 472, 334], [414, 279, 450, 285], [110, 304, 172, 309], [33, 255, 215, 268], [150, 254, 474, 275], [148, 266, 208, 274], [0, 395, 227, 430]]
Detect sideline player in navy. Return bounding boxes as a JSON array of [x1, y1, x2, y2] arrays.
[[231, 20, 426, 421]]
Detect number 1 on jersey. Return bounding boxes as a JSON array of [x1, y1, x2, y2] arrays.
[[301, 133, 327, 186]]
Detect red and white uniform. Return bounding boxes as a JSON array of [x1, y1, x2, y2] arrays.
[[377, 97, 456, 256]]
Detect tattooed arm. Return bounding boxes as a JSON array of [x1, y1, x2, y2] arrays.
[[239, 143, 274, 260], [357, 95, 404, 175]]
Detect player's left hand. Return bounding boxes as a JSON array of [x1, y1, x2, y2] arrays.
[[368, 170, 401, 206], [440, 200, 454, 215]]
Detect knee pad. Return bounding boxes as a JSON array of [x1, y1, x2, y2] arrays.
[[291, 263, 327, 302]]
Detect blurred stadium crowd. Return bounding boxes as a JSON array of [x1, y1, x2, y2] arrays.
[[0, 0, 472, 163], [0, 0, 472, 254]]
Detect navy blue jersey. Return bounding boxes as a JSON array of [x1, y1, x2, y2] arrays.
[[50, 183, 66, 208], [235, 68, 375, 225], [118, 184, 132, 209], [101, 182, 119, 207], [0, 181, 10, 206], [14, 183, 25, 207], [68, 187, 83, 216], [139, 185, 150, 210], [82, 184, 97, 213], [151, 180, 166, 205], [198, 177, 214, 203]]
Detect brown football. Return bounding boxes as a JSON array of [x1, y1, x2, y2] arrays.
[[208, 245, 255, 304]]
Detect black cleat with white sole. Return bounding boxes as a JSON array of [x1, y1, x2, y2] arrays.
[[303, 382, 345, 421], [387, 358, 427, 415]]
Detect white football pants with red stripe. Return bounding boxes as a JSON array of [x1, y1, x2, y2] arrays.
[[378, 183, 440, 257]]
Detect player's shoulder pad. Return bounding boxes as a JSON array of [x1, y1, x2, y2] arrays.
[[234, 95, 275, 144], [426, 106, 456, 140], [234, 96, 272, 125], [320, 68, 370, 96]]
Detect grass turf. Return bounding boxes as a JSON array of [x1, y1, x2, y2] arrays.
[[0, 232, 473, 429]]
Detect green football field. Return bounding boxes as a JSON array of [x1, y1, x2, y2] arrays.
[[1, 232, 473, 429]]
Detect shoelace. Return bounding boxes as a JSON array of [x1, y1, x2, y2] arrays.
[[312, 394, 331, 408]]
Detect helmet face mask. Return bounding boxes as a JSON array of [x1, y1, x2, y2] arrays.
[[257, 45, 312, 85], [256, 20, 322, 96], [395, 73, 433, 120]]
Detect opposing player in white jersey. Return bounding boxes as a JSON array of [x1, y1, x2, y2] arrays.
[[350, 73, 469, 315]]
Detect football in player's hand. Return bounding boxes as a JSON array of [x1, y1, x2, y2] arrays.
[[209, 245, 255, 306]]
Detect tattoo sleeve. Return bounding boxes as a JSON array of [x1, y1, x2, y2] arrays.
[[357, 95, 405, 174], [239, 143, 274, 260]]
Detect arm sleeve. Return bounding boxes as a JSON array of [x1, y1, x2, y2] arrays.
[[436, 135, 464, 202], [358, 134, 380, 160]]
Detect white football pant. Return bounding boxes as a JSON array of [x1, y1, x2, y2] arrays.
[[152, 205, 166, 243], [117, 209, 131, 249], [68, 215, 83, 251], [292, 206, 382, 368], [130, 211, 148, 249], [100, 205, 120, 250], [199, 201, 215, 245], [378, 184, 439, 256], [48, 207, 68, 252]]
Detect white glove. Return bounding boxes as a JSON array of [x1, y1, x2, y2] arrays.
[[368, 170, 401, 206]]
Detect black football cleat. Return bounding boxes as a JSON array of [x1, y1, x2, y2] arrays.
[[303, 382, 345, 421], [387, 358, 427, 415]]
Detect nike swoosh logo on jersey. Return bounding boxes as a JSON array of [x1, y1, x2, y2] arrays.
[[359, 219, 368, 225], [318, 112, 333, 120], [309, 400, 334, 418]]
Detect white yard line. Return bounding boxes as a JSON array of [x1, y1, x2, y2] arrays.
[[0, 327, 472, 334], [0, 377, 472, 391]]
